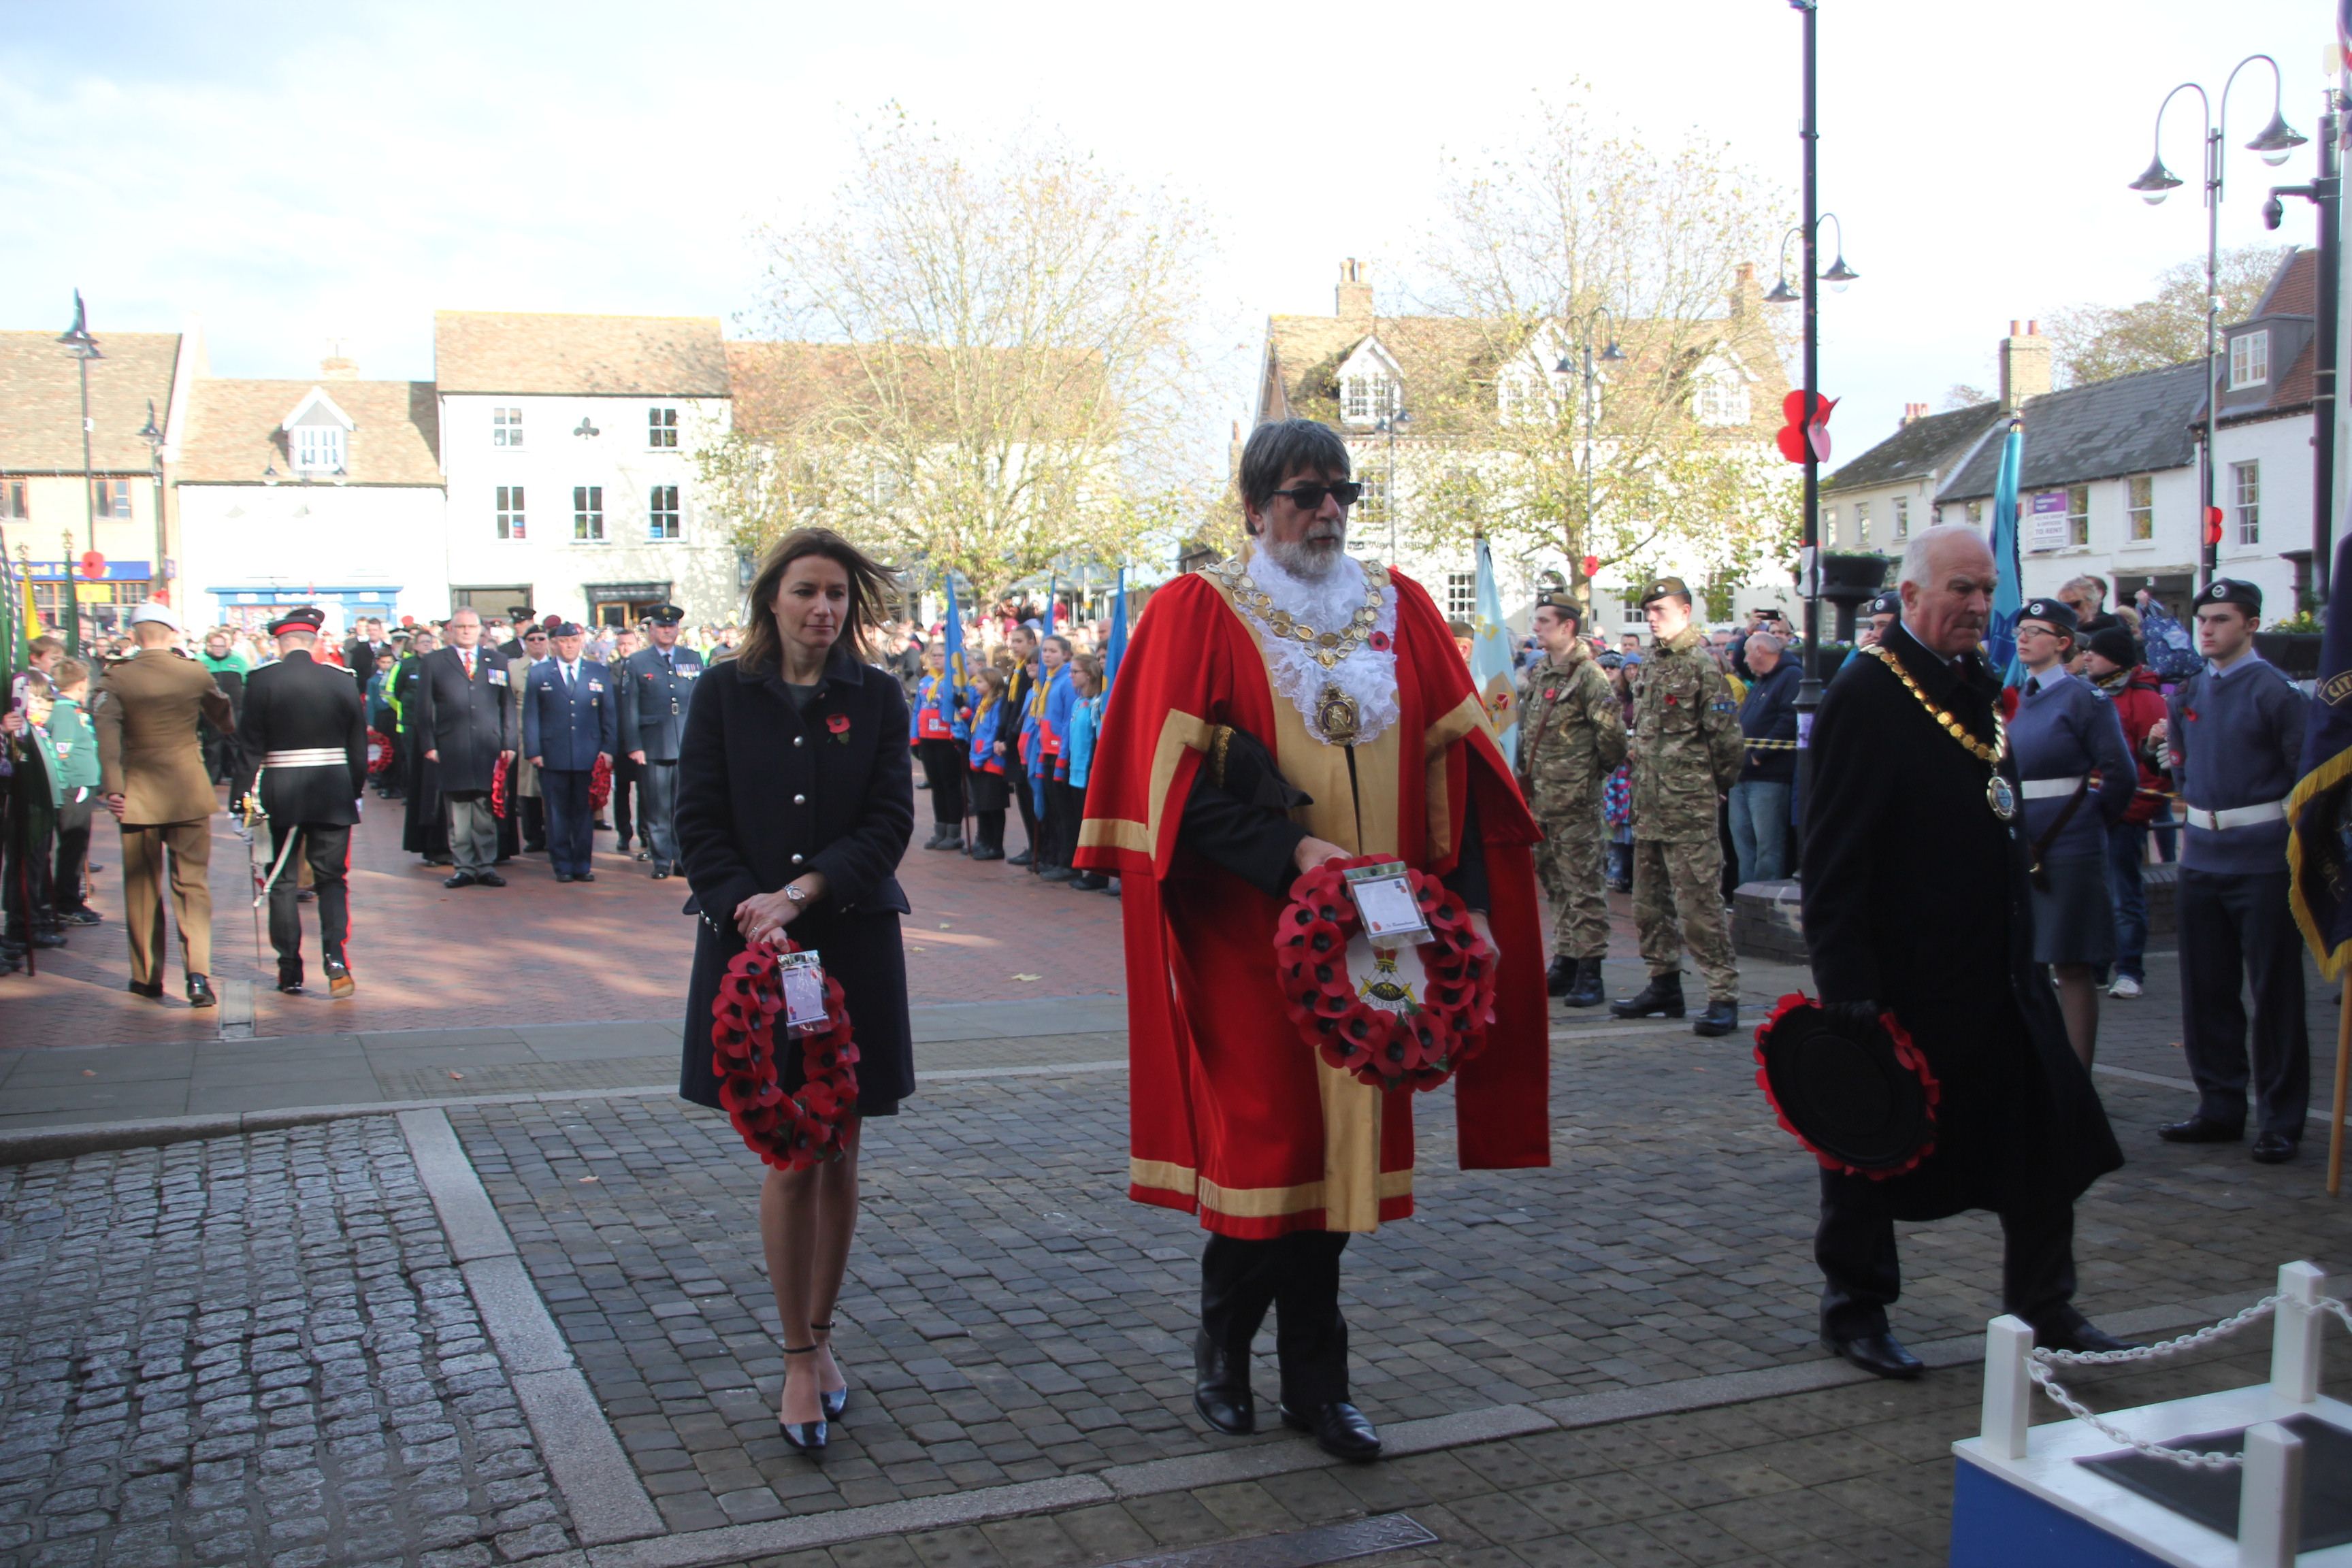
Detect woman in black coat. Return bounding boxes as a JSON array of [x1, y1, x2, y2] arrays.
[[674, 528, 915, 1454]]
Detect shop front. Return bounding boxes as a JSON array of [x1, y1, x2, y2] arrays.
[[208, 583, 402, 636]]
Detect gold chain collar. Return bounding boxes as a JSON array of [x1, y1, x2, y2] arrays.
[[1864, 642, 2007, 766], [1213, 557, 1386, 671]]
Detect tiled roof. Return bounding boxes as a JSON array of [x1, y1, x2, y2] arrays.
[[2252, 247, 2317, 320], [0, 329, 180, 474], [1940, 361, 2207, 500], [176, 379, 442, 486], [1823, 402, 2004, 493], [434, 311, 730, 397]]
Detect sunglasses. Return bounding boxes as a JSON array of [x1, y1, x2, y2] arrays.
[[1267, 481, 1363, 510]]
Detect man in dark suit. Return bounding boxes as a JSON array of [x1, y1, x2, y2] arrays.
[[240, 606, 369, 996], [615, 603, 704, 879], [342, 617, 393, 693], [524, 621, 617, 883], [414, 606, 512, 888], [1801, 524, 2133, 1379]]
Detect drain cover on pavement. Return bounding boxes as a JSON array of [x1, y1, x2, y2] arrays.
[[1097, 1512, 1439, 1568]]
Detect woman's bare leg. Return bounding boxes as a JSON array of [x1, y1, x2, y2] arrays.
[[762, 1122, 862, 1422]]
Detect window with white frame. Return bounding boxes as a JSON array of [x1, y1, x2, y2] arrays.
[[649, 485, 681, 540], [1892, 495, 1910, 540], [91, 479, 131, 519], [1, 482, 23, 519], [573, 485, 604, 542], [2127, 474, 2153, 542], [1446, 572, 1475, 620], [2067, 484, 2089, 546], [1855, 500, 1872, 546], [648, 407, 678, 448], [1358, 470, 1389, 523], [495, 485, 526, 540], [2230, 330, 2270, 389], [493, 407, 524, 447], [1965, 500, 1984, 527], [2233, 461, 2260, 545], [294, 426, 344, 474], [1823, 505, 1839, 544], [1341, 374, 1395, 425], [1693, 376, 1750, 426]]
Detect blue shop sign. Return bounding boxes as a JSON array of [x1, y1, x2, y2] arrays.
[[23, 559, 152, 582]]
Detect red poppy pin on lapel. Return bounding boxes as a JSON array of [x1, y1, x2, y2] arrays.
[[826, 712, 852, 743]]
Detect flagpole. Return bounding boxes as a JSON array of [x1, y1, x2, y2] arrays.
[[2332, 972, 2351, 1195]]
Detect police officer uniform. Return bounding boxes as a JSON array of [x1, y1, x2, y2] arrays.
[[1513, 593, 1627, 1006], [2159, 578, 2312, 1161], [239, 607, 369, 996], [615, 605, 703, 878], [525, 623, 618, 881]]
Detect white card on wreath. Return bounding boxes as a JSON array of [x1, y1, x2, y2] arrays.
[[1343, 861, 1428, 951], [777, 951, 829, 1030]]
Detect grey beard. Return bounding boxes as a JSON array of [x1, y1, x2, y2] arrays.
[[1260, 529, 1347, 581]]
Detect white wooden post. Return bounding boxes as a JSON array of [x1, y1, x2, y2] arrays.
[[2238, 1421, 2305, 1568], [1982, 1314, 2034, 1460], [2270, 1261, 2325, 1405]]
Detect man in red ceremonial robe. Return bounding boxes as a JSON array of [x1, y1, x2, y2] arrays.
[[1075, 419, 1550, 1461]]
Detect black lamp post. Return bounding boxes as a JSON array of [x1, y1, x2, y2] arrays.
[[1556, 308, 1626, 610], [56, 290, 101, 657], [138, 399, 167, 612], [1374, 407, 1409, 562], [2129, 55, 2305, 590], [2259, 89, 2343, 606]]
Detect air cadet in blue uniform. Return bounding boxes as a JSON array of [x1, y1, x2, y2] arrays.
[[524, 621, 617, 883], [2157, 578, 2312, 1163], [615, 603, 704, 879]]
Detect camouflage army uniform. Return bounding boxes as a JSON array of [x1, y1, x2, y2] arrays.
[[1629, 624, 1745, 1002], [1515, 642, 1627, 961]]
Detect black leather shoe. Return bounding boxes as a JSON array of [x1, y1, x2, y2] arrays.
[[1822, 1331, 1924, 1381], [1545, 956, 1574, 997], [2034, 1320, 2142, 1354], [1693, 998, 1740, 1037], [186, 975, 217, 1009], [60, 907, 102, 926], [1192, 1333, 1254, 1436], [20, 930, 66, 949], [442, 872, 476, 889], [2157, 1116, 2243, 1144], [576, 870, 596, 883], [295, 888, 316, 904], [634, 849, 653, 862], [554, 872, 574, 883], [1068, 872, 1109, 891], [1610, 973, 1685, 1019], [1279, 1401, 1382, 1461], [2252, 1132, 2300, 1164], [651, 864, 670, 879], [1007, 849, 1034, 867], [1039, 865, 1075, 883], [1563, 958, 1605, 1009], [127, 978, 164, 999], [474, 872, 508, 887], [277, 964, 304, 995], [324, 958, 355, 1000]]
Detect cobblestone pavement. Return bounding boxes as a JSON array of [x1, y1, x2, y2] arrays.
[[0, 1118, 578, 1568]]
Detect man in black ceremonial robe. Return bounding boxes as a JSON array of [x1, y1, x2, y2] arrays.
[[238, 606, 369, 996], [1800, 524, 2132, 1379]]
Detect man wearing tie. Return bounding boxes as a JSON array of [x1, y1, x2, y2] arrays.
[[525, 621, 617, 883], [615, 603, 704, 879], [414, 607, 513, 889]]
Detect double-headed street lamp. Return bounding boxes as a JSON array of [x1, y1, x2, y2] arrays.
[[139, 399, 167, 608], [56, 291, 101, 656], [1555, 308, 1626, 606], [1765, 206, 1861, 725], [2129, 54, 2305, 589]]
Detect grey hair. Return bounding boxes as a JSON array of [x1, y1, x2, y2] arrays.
[[2059, 572, 2108, 605], [1746, 631, 1784, 656], [1898, 523, 1991, 591]]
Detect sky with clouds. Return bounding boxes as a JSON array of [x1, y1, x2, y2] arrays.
[[0, 0, 2331, 466]]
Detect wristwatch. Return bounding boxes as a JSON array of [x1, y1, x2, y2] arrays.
[[784, 884, 809, 906]]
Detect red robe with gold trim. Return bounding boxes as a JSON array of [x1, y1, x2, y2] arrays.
[[1074, 559, 1550, 1239]]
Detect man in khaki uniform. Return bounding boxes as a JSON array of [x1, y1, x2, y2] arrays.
[[1514, 593, 1625, 1007], [1610, 576, 1744, 1036], [94, 602, 234, 1006]]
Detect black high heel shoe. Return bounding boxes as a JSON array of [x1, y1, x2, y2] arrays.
[[811, 1320, 849, 1420], [777, 1345, 828, 1454]]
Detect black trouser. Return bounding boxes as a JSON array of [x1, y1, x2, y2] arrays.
[[2, 794, 54, 937], [1014, 771, 1041, 858], [54, 795, 93, 911], [611, 755, 643, 845], [1201, 1230, 1351, 1411], [2178, 866, 2310, 1140], [520, 794, 546, 852], [266, 821, 351, 971], [1815, 1170, 2079, 1341], [1044, 777, 1081, 868], [918, 738, 967, 824], [973, 809, 1005, 855]]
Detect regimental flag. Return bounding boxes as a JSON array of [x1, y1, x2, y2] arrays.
[[16, 555, 36, 649], [2289, 527, 2352, 978], [1042, 573, 1057, 640], [936, 577, 968, 734], [1470, 537, 1520, 755], [1987, 416, 2026, 689], [1105, 568, 1128, 697]]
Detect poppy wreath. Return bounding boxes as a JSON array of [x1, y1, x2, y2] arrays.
[[589, 751, 613, 811], [490, 754, 510, 820], [1273, 854, 1498, 1092], [710, 936, 862, 1171], [1751, 992, 1942, 1179], [366, 728, 394, 776]]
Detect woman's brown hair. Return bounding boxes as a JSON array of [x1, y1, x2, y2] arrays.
[[736, 527, 897, 675]]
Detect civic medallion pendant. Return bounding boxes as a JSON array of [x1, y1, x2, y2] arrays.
[[1986, 773, 2017, 823], [1316, 684, 1361, 746]]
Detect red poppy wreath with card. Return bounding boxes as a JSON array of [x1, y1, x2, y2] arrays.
[[1273, 854, 1499, 1092], [710, 938, 861, 1169]]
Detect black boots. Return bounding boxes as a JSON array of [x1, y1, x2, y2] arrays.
[[1693, 997, 1739, 1036], [1544, 956, 1573, 996], [1563, 958, 1606, 1009], [1610, 971, 1684, 1019]]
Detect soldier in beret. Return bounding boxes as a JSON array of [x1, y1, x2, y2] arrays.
[[1514, 593, 1625, 1005], [1610, 576, 1745, 1035], [238, 607, 368, 997]]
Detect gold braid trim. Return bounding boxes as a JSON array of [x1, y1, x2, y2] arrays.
[[1209, 725, 1235, 788], [1864, 642, 2007, 765]]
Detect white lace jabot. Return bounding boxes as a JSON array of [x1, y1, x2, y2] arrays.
[[1220, 546, 1400, 748]]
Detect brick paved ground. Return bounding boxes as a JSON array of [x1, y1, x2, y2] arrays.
[[0, 1118, 576, 1567]]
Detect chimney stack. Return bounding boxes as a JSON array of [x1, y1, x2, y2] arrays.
[[1336, 259, 1373, 323], [321, 351, 358, 380], [1999, 319, 2049, 411], [1899, 402, 1929, 426]]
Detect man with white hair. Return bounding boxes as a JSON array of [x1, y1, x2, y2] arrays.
[[1797, 524, 2131, 1379]]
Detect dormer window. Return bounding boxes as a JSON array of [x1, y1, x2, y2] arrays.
[[280, 387, 356, 476], [1341, 374, 1396, 425], [2230, 329, 2270, 389], [295, 427, 345, 473], [1693, 376, 1752, 426]]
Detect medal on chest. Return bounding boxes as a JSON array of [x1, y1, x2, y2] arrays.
[[1986, 774, 2016, 822], [1316, 684, 1361, 745]]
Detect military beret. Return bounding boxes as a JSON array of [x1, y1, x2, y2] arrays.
[[266, 606, 326, 636], [2018, 597, 2078, 636], [552, 621, 585, 638], [644, 603, 685, 625], [2087, 625, 2138, 668], [1638, 576, 1692, 607], [521, 623, 550, 638], [1865, 591, 1901, 618], [507, 606, 534, 621], [2200, 578, 2262, 615]]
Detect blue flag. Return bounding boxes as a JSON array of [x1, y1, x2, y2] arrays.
[[936, 578, 967, 734], [1042, 573, 1057, 640], [1987, 418, 2025, 687], [2289, 528, 2352, 978], [1105, 568, 1128, 696], [1470, 538, 1519, 754]]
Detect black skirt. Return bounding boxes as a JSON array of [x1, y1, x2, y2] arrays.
[[965, 766, 1011, 814], [679, 906, 915, 1118]]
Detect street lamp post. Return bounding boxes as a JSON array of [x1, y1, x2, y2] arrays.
[[57, 291, 102, 658], [1557, 309, 1626, 614], [2129, 55, 2306, 591], [2260, 89, 2343, 605], [139, 399, 167, 609], [1375, 406, 1409, 563]]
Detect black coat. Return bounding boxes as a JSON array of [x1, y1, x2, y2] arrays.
[[240, 649, 368, 826], [1800, 622, 2122, 1220], [412, 644, 511, 795], [675, 647, 917, 1115]]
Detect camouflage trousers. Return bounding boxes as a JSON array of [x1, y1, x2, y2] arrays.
[[1533, 809, 1610, 961], [1632, 837, 1738, 1004]]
